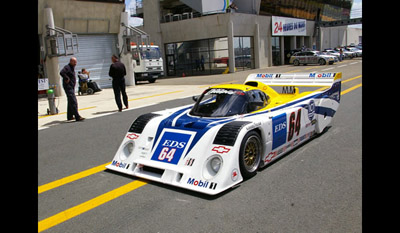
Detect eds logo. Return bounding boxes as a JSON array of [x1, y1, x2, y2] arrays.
[[272, 113, 287, 150], [151, 131, 192, 165]]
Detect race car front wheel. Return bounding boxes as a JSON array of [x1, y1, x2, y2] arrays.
[[239, 131, 262, 179]]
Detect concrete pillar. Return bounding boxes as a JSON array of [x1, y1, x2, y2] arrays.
[[280, 36, 285, 66], [227, 20, 235, 73], [143, 0, 165, 77], [118, 12, 135, 86], [43, 8, 62, 97], [254, 23, 260, 69], [299, 36, 305, 48], [290, 36, 296, 50], [267, 36, 272, 67]]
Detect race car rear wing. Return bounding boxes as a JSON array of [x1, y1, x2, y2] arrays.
[[245, 72, 342, 87]]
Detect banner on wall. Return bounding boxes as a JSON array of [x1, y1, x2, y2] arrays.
[[272, 16, 306, 36], [202, 0, 231, 14]]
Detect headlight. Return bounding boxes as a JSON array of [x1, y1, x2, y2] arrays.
[[210, 157, 222, 173], [120, 141, 134, 160], [203, 155, 223, 180]]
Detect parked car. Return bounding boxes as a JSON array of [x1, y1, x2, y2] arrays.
[[289, 51, 335, 66], [334, 47, 356, 59], [347, 47, 362, 57], [322, 52, 339, 62], [323, 50, 341, 61]]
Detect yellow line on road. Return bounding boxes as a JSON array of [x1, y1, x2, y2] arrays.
[[38, 161, 111, 194], [38, 180, 148, 232], [198, 80, 240, 88], [128, 90, 184, 101], [342, 83, 362, 95], [342, 75, 361, 84], [38, 106, 97, 119], [286, 69, 302, 73]]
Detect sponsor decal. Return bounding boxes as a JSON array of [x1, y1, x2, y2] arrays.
[[151, 131, 192, 165], [212, 146, 231, 154], [307, 100, 315, 121], [126, 133, 139, 140], [256, 73, 274, 78], [272, 113, 287, 150], [187, 178, 217, 190], [246, 122, 261, 131], [185, 158, 195, 166], [111, 160, 127, 169], [231, 168, 239, 181], [309, 73, 336, 78], [264, 151, 277, 163], [208, 89, 244, 95]]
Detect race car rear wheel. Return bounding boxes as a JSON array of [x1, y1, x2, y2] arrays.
[[239, 131, 262, 179]]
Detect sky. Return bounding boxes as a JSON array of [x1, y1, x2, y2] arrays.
[[349, 0, 362, 28], [125, 0, 143, 27]]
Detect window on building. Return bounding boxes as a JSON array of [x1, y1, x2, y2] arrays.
[[234, 37, 254, 71], [271, 36, 281, 66], [165, 37, 230, 76]]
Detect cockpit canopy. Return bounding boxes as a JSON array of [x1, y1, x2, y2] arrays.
[[190, 88, 269, 117]]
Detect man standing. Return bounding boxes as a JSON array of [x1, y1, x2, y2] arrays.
[[59, 57, 85, 121], [109, 55, 129, 112]]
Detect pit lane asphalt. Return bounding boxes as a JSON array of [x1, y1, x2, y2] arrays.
[[38, 59, 362, 232]]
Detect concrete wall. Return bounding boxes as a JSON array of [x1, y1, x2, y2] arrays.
[[160, 14, 230, 43], [38, 0, 125, 34], [38, 0, 125, 96], [346, 27, 362, 45], [158, 13, 273, 68], [321, 26, 362, 49]]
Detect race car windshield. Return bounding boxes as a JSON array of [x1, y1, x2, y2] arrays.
[[190, 88, 248, 117]]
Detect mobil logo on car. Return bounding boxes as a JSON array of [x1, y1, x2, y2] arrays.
[[309, 73, 336, 78]]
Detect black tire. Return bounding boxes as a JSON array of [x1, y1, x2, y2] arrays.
[[148, 78, 156, 83], [239, 131, 262, 179], [293, 60, 300, 66], [319, 59, 326, 65]]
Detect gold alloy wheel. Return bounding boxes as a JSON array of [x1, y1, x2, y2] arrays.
[[243, 135, 261, 172]]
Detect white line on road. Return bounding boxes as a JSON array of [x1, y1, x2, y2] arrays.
[[338, 65, 347, 68], [322, 67, 335, 71]]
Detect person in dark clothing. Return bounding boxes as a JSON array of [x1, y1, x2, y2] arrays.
[[109, 55, 129, 112], [59, 57, 85, 121]]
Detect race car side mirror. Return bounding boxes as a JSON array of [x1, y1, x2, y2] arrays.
[[192, 96, 198, 102]]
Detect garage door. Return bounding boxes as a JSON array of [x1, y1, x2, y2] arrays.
[[58, 34, 118, 89]]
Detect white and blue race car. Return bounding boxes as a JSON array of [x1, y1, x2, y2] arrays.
[[106, 72, 341, 195]]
